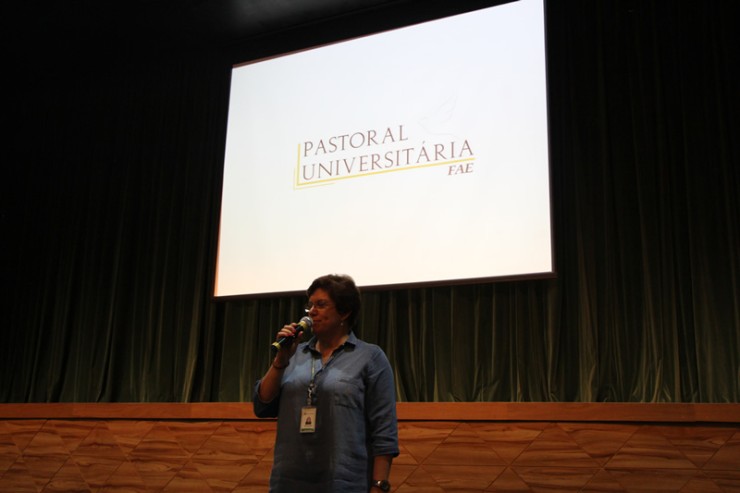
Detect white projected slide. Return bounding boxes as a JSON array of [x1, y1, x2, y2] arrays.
[[215, 0, 552, 297]]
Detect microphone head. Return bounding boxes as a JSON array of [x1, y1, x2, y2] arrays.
[[297, 316, 313, 330]]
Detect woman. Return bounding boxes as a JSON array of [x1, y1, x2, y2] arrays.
[[254, 274, 399, 492]]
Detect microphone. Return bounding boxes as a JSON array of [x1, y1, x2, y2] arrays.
[[271, 316, 312, 352]]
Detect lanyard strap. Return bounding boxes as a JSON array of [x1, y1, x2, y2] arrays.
[[306, 342, 347, 406], [307, 356, 318, 406]]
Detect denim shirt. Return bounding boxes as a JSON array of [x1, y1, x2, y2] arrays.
[[253, 332, 399, 493]]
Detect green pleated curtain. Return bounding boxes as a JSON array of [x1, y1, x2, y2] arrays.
[[2, 0, 738, 403]]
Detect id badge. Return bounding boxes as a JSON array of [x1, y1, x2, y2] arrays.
[[300, 406, 317, 433]]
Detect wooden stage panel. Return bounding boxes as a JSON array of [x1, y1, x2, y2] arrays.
[[1, 403, 739, 491], [1, 401, 739, 422]]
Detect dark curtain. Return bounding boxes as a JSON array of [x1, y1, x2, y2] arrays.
[[2, 0, 738, 403]]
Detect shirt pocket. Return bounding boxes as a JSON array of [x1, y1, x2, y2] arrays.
[[333, 377, 364, 409]]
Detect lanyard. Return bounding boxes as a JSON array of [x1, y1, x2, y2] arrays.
[[307, 356, 319, 406], [306, 341, 347, 406]]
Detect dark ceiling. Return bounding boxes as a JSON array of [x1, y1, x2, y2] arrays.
[[7, 0, 508, 65], [12, 0, 391, 46]]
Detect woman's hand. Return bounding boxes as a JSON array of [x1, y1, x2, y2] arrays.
[[272, 323, 304, 367]]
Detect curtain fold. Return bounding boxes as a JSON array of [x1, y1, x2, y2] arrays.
[[2, 1, 738, 403]]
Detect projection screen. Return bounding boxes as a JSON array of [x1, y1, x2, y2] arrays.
[[215, 0, 552, 297]]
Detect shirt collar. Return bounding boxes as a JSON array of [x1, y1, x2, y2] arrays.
[[304, 331, 358, 353]]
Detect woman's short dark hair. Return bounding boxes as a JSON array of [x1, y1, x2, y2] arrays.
[[307, 274, 361, 329]]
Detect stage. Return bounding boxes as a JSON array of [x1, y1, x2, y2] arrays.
[[2, 403, 738, 491]]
